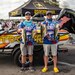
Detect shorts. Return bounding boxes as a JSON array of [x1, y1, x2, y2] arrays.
[[20, 43, 33, 56], [43, 44, 57, 56]]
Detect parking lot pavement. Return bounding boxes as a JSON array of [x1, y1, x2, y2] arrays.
[[0, 49, 75, 75], [58, 49, 75, 64]]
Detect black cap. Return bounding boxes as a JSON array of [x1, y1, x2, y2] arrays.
[[46, 11, 52, 15], [25, 11, 31, 15]]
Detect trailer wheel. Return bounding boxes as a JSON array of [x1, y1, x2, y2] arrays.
[[14, 50, 22, 67], [13, 45, 53, 67]]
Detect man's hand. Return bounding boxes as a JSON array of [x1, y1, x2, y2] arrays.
[[17, 28, 25, 33], [17, 29, 22, 33]]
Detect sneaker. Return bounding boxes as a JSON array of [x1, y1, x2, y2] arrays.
[[29, 67, 36, 72], [53, 67, 59, 73], [20, 67, 28, 72], [20, 67, 25, 72], [42, 67, 48, 73]]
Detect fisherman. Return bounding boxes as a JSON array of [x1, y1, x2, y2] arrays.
[[18, 11, 36, 72], [41, 11, 59, 73]]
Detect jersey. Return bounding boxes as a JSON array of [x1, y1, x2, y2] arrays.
[[18, 20, 36, 45], [42, 19, 58, 44]]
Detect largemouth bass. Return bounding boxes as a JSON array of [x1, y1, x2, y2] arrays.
[[22, 28, 26, 44]]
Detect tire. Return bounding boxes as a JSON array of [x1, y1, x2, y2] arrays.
[[13, 45, 44, 67], [33, 45, 44, 66], [13, 45, 53, 67], [48, 52, 53, 65], [33, 45, 53, 66], [13, 49, 22, 67]]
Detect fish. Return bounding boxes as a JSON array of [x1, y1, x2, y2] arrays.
[[41, 24, 47, 38], [21, 28, 26, 45], [54, 23, 59, 40]]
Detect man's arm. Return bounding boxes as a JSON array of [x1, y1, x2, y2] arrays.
[[17, 22, 25, 33]]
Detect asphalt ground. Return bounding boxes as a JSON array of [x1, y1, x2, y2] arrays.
[[0, 49, 75, 75]]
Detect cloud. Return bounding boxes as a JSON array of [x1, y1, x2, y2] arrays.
[[57, 0, 75, 11], [0, 0, 28, 19]]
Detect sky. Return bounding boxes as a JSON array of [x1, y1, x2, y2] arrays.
[[57, 0, 75, 10], [0, 0, 28, 19], [0, 0, 75, 19]]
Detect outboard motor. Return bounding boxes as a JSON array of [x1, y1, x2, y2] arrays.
[[57, 8, 75, 34]]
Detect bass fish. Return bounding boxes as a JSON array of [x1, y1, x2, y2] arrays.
[[21, 28, 26, 45]]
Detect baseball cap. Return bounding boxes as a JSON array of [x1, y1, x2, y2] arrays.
[[25, 11, 31, 16], [46, 11, 52, 15]]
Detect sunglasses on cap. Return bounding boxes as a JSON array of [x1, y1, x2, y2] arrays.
[[46, 11, 52, 16], [46, 13, 52, 16], [25, 14, 31, 16], [25, 12, 31, 16]]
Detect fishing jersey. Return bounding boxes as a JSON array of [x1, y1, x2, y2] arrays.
[[42, 19, 58, 44], [18, 20, 36, 45]]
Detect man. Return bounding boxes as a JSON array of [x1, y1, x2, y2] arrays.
[[41, 11, 59, 73], [18, 11, 36, 72]]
